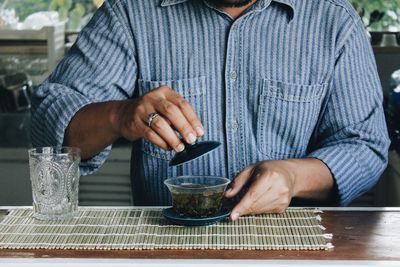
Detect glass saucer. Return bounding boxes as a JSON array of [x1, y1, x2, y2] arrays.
[[162, 207, 230, 226]]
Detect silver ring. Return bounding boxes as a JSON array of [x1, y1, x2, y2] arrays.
[[146, 112, 160, 128]]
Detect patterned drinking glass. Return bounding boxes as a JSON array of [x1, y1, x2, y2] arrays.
[[28, 147, 80, 220]]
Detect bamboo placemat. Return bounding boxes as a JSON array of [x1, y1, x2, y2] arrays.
[[0, 208, 333, 250]]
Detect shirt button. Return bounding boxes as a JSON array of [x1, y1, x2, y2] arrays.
[[230, 71, 237, 80], [232, 120, 239, 131]]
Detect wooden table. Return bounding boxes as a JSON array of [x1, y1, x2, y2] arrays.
[[0, 207, 399, 266]]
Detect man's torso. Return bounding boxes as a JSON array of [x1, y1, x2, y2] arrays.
[[111, 0, 359, 205]]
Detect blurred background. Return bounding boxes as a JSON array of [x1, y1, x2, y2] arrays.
[[1, 0, 103, 31], [0, 0, 399, 207]]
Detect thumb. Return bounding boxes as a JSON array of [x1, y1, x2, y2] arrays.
[[225, 165, 255, 198]]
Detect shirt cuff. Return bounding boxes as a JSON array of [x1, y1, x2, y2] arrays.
[[306, 146, 365, 206], [43, 93, 111, 176]]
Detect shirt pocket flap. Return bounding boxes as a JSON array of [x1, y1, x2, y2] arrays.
[[138, 76, 206, 97], [261, 79, 327, 102]]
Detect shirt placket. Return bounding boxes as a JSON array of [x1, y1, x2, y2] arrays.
[[224, 3, 273, 177], [208, 1, 272, 178], [224, 20, 244, 178]]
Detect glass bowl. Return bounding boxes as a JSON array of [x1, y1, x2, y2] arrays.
[[164, 176, 230, 217]]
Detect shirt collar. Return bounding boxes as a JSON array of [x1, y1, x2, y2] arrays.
[[160, 0, 188, 6], [160, 0, 295, 20]]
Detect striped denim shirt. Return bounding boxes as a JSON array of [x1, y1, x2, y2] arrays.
[[32, 0, 390, 206]]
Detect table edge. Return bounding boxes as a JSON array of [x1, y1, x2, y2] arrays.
[[1, 206, 400, 211]]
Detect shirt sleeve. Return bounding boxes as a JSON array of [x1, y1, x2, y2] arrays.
[[306, 21, 390, 206], [31, 0, 137, 175]]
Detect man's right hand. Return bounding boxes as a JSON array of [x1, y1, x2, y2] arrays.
[[116, 86, 205, 152]]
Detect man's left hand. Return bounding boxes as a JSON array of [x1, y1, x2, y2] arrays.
[[225, 160, 297, 221], [225, 158, 335, 221]]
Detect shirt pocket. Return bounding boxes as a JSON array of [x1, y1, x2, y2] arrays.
[[256, 79, 327, 159], [137, 76, 207, 161]]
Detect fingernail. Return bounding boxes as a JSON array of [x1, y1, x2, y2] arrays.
[[224, 188, 232, 197], [176, 143, 185, 152], [188, 133, 197, 144], [196, 126, 204, 136], [231, 211, 240, 221]]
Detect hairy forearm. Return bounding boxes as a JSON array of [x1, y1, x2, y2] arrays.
[[64, 100, 128, 160], [287, 158, 335, 201]]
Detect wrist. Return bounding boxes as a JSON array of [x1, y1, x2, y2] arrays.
[[284, 158, 334, 200], [282, 159, 300, 197], [109, 100, 130, 137]]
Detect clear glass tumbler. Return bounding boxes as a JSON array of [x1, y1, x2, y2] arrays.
[[28, 147, 80, 220]]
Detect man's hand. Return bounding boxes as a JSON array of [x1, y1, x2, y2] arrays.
[[116, 86, 204, 152], [65, 86, 204, 160], [225, 158, 334, 221], [225, 160, 295, 220]]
